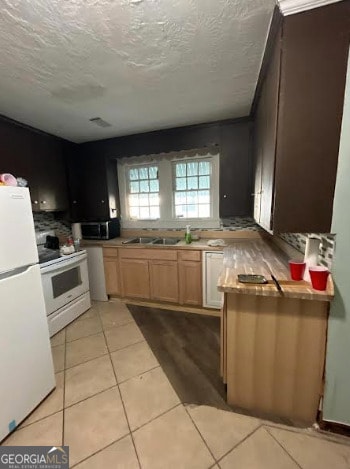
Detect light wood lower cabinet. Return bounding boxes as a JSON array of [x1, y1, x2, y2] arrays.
[[104, 259, 120, 295], [149, 261, 179, 303], [103, 247, 203, 307], [120, 259, 150, 299], [222, 292, 329, 424], [179, 261, 202, 306], [103, 247, 120, 296]]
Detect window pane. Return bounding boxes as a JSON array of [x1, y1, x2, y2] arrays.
[[150, 206, 160, 219], [198, 204, 210, 217], [139, 180, 149, 193], [149, 179, 159, 192], [175, 205, 185, 217], [129, 207, 139, 218], [187, 204, 198, 218], [187, 177, 198, 190], [176, 163, 186, 177], [198, 190, 210, 204], [187, 162, 198, 176], [139, 167, 148, 180], [199, 175, 210, 189], [175, 192, 186, 205], [149, 166, 158, 179], [199, 161, 210, 175], [149, 193, 159, 205], [129, 194, 139, 207], [139, 194, 149, 206], [129, 168, 139, 180], [176, 177, 186, 190], [139, 207, 150, 218], [186, 191, 198, 205], [130, 181, 139, 193]]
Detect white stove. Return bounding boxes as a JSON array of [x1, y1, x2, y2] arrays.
[[36, 231, 91, 337]]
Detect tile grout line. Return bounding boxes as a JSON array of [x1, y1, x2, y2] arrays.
[[264, 426, 303, 469], [183, 405, 218, 464], [263, 422, 350, 448], [117, 364, 161, 385], [63, 318, 136, 345], [68, 303, 138, 468], [61, 337, 146, 372], [215, 424, 263, 465], [130, 403, 182, 434], [99, 309, 143, 469], [69, 433, 132, 468]]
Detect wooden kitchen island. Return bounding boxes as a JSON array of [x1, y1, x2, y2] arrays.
[[218, 240, 334, 425]]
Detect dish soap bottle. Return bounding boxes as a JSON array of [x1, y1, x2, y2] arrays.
[[185, 225, 192, 244]]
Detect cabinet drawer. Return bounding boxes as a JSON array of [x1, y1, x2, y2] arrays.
[[178, 250, 201, 262], [119, 248, 177, 261], [103, 247, 119, 258]]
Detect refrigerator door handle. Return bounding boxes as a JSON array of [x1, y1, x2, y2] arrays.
[[0, 264, 34, 282]]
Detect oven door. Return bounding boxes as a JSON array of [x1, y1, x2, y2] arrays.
[[40, 254, 89, 316]]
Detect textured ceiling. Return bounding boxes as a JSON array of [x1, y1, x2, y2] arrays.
[[0, 0, 275, 142]]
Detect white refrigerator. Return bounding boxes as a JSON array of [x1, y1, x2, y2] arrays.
[[0, 186, 55, 442]]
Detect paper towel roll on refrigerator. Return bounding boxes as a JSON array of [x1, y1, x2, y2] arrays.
[[303, 236, 322, 281]]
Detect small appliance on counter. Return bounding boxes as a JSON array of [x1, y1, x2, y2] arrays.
[[80, 219, 120, 240]]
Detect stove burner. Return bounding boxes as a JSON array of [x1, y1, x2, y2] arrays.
[[38, 250, 60, 264]]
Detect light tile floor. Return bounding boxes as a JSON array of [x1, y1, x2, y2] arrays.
[[3, 299, 350, 468]]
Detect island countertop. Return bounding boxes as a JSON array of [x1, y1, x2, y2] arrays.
[[217, 239, 334, 302]]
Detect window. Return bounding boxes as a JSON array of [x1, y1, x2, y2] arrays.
[[173, 160, 211, 218], [118, 150, 220, 229], [127, 165, 160, 220]]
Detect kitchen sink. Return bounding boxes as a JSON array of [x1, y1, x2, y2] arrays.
[[151, 238, 181, 245], [122, 237, 157, 244]]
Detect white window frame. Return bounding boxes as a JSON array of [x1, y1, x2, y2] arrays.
[[118, 151, 220, 229], [125, 163, 160, 221]]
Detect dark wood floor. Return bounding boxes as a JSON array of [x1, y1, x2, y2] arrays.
[[127, 305, 231, 411]]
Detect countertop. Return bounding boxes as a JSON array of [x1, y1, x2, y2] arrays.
[[217, 239, 334, 302], [81, 237, 227, 251]]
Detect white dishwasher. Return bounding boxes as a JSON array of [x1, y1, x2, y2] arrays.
[[202, 251, 224, 309], [85, 246, 108, 301]]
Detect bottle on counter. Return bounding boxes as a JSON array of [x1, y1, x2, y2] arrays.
[[185, 225, 192, 244]]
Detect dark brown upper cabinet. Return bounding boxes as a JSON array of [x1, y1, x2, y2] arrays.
[[253, 3, 350, 233], [66, 148, 119, 222], [0, 117, 69, 212]]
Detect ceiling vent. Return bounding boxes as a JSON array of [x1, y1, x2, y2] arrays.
[[89, 117, 112, 128]]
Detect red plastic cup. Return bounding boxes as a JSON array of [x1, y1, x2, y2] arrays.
[[289, 260, 306, 281], [309, 266, 330, 291]]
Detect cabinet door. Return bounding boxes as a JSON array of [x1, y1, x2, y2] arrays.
[[203, 252, 224, 309], [179, 261, 202, 306], [120, 259, 150, 299], [260, 37, 280, 231], [39, 141, 68, 211], [104, 259, 120, 295], [149, 261, 179, 303], [253, 31, 281, 231]]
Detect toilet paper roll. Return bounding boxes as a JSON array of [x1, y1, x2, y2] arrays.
[[71, 223, 82, 240]]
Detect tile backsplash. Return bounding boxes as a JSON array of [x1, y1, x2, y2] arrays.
[[279, 233, 335, 270], [33, 212, 72, 239]]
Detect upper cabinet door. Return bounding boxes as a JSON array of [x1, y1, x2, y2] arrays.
[[253, 2, 350, 233], [259, 35, 281, 232], [36, 138, 68, 211], [253, 30, 281, 232]]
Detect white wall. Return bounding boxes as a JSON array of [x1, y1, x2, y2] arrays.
[[323, 47, 350, 424]]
